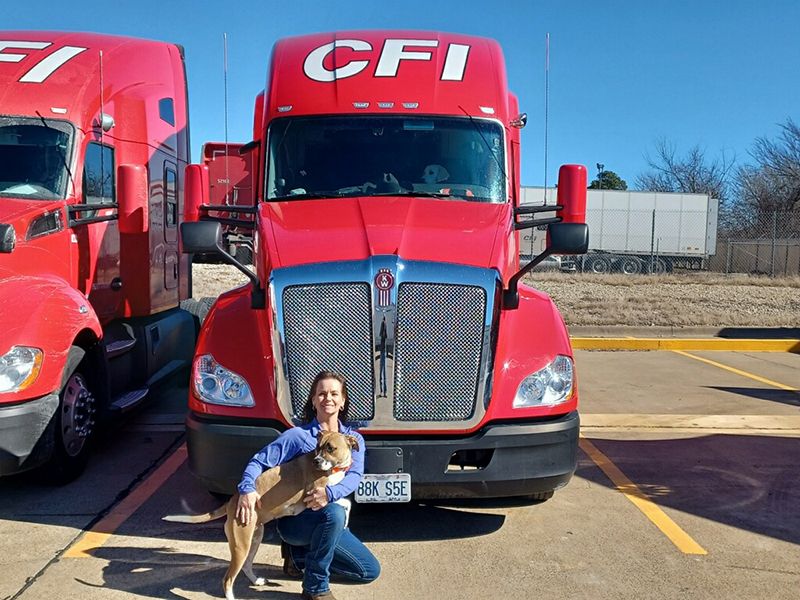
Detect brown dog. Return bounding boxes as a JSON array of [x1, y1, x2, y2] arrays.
[[163, 430, 359, 600]]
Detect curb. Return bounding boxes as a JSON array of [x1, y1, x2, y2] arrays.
[[570, 337, 800, 352]]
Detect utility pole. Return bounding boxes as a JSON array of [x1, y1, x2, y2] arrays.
[[596, 163, 604, 191]]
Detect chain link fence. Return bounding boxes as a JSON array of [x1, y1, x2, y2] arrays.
[[519, 187, 800, 277], [710, 211, 800, 276]]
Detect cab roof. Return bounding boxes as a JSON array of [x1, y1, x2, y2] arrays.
[[0, 31, 182, 126], [264, 30, 510, 125]]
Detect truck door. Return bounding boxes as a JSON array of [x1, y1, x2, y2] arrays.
[[163, 161, 179, 291], [80, 140, 123, 320]]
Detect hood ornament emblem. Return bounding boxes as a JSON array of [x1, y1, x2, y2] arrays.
[[375, 268, 395, 308]]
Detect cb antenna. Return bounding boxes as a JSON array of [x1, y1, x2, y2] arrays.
[[223, 33, 231, 206], [543, 33, 550, 204]]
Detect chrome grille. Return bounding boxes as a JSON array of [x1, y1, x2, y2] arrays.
[[393, 283, 486, 421], [282, 283, 374, 420]]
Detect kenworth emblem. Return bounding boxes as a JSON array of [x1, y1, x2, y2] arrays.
[[374, 268, 395, 307]]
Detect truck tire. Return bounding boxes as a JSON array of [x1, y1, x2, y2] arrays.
[[45, 348, 97, 484], [618, 256, 644, 275], [645, 257, 668, 275], [585, 255, 612, 274], [181, 297, 216, 325]]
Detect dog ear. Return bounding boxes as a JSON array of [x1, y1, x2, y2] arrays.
[[345, 435, 360, 452], [317, 430, 325, 443]]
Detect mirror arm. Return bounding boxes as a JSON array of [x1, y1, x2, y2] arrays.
[[503, 248, 555, 310], [514, 216, 561, 231]]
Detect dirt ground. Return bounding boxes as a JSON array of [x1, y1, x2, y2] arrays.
[[191, 263, 800, 328]]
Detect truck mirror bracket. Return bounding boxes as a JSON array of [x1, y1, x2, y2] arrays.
[[180, 221, 265, 309]]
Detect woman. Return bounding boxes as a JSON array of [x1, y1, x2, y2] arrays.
[[236, 371, 380, 600]]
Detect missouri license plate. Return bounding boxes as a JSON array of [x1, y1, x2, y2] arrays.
[[355, 473, 411, 503]]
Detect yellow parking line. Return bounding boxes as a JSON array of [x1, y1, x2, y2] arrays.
[[672, 350, 798, 391], [64, 444, 187, 558], [579, 436, 707, 555]]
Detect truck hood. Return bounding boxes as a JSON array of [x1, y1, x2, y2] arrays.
[[260, 197, 514, 270], [0, 198, 64, 230]]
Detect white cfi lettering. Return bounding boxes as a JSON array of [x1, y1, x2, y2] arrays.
[[441, 43, 470, 81], [0, 40, 51, 62], [0, 41, 87, 83], [303, 39, 372, 82], [304, 38, 472, 82], [374, 39, 438, 77]]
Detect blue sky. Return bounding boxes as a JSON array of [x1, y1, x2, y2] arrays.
[[6, 0, 799, 188]]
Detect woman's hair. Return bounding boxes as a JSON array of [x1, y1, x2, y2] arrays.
[[302, 370, 351, 424]]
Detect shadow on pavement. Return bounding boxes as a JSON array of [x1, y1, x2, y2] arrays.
[[708, 386, 800, 407], [577, 433, 800, 545], [79, 546, 296, 600], [717, 327, 800, 339]]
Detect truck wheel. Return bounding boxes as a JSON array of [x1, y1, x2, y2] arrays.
[[646, 257, 668, 275], [47, 361, 97, 483], [181, 297, 215, 324], [619, 256, 644, 275], [585, 255, 612, 274]]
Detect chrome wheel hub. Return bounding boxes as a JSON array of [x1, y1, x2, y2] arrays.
[[61, 373, 96, 457]]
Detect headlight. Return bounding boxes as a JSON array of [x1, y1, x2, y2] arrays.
[[0, 346, 43, 393], [192, 354, 254, 407], [513, 355, 574, 408]]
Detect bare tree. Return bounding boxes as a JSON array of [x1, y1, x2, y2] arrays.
[[635, 139, 734, 204], [738, 118, 800, 212]]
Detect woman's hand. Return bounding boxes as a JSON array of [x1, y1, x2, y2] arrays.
[[304, 486, 329, 511], [236, 491, 260, 525]]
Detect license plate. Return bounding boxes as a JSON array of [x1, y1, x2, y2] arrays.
[[355, 473, 411, 503]]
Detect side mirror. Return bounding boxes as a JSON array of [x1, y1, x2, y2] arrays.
[[180, 221, 223, 255], [117, 164, 149, 234], [547, 222, 589, 254], [555, 164, 587, 224], [184, 163, 209, 223], [181, 221, 264, 309]]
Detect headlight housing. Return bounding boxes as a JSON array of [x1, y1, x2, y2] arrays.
[[0, 346, 43, 393], [192, 354, 254, 407], [513, 355, 574, 408]]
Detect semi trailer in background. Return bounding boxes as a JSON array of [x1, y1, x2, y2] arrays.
[[520, 187, 718, 274]]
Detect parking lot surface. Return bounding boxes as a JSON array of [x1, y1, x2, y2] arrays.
[[1, 349, 798, 599]]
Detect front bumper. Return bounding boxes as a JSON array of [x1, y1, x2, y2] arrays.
[[186, 411, 579, 498], [0, 393, 59, 476]]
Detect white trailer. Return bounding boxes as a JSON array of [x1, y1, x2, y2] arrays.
[[520, 187, 719, 274]]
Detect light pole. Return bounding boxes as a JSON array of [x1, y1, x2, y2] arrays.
[[596, 163, 604, 191]]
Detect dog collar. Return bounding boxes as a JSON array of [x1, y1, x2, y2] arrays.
[[330, 464, 350, 474]]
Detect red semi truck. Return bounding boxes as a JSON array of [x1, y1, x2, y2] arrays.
[[0, 32, 196, 481], [199, 142, 255, 264], [181, 31, 589, 501]]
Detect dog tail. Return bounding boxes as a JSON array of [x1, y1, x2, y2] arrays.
[[162, 504, 228, 524]]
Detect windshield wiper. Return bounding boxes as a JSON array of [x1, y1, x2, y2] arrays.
[[269, 192, 340, 201], [370, 191, 453, 198]]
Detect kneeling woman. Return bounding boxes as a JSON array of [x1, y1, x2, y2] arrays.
[[236, 371, 380, 600]]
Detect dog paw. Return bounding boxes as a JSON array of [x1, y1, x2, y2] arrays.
[[253, 577, 266, 586]]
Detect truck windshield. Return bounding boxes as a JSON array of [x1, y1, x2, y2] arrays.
[[0, 116, 74, 200], [266, 115, 506, 203]]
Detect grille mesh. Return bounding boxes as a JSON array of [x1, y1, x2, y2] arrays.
[[393, 283, 486, 421], [282, 284, 374, 420]]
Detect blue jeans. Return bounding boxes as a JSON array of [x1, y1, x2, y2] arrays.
[[276, 503, 380, 595]]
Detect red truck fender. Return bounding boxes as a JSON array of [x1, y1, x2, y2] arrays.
[[487, 283, 578, 421], [189, 285, 280, 421], [0, 273, 103, 404]]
